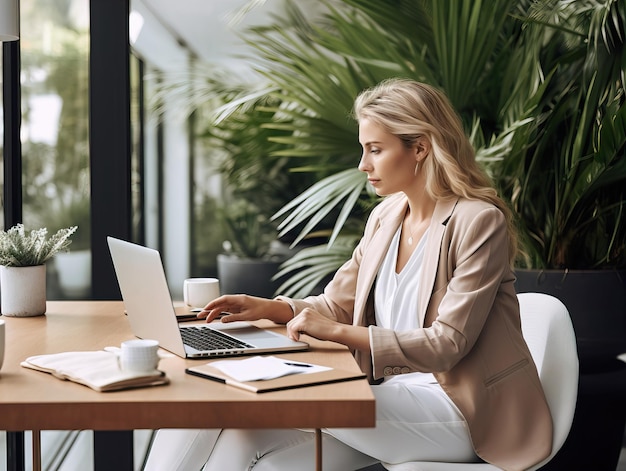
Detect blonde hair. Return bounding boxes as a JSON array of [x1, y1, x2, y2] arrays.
[[353, 78, 517, 263]]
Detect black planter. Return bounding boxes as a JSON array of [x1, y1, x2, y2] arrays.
[[216, 254, 284, 298], [515, 269, 626, 470], [539, 359, 626, 471], [515, 269, 626, 371]]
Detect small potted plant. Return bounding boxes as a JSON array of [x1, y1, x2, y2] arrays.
[[0, 224, 77, 317], [216, 201, 290, 298]]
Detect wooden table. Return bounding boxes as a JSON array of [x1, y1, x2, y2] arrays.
[[0, 301, 375, 470]]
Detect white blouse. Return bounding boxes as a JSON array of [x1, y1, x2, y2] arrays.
[[374, 225, 436, 385]]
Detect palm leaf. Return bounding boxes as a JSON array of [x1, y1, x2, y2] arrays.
[[273, 168, 368, 246], [273, 235, 359, 298]]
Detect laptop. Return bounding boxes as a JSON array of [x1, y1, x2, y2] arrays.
[[107, 237, 309, 359]]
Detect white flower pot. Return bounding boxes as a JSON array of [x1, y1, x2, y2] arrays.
[[0, 265, 47, 317]]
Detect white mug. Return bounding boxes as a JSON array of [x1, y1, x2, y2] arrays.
[[120, 339, 160, 373], [183, 277, 220, 309], [0, 319, 5, 371]]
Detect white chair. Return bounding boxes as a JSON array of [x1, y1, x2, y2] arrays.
[[379, 292, 579, 471]]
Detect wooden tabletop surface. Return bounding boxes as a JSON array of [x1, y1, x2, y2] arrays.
[[0, 301, 375, 431]]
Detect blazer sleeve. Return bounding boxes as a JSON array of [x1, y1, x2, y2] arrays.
[[370, 204, 512, 378]]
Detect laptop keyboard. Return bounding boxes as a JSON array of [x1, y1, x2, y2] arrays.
[[180, 326, 254, 351]]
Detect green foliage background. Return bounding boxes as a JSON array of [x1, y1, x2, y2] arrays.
[[166, 0, 626, 296]]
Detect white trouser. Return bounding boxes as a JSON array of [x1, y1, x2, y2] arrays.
[[143, 380, 478, 470]]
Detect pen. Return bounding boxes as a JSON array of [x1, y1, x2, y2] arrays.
[[284, 361, 312, 368]]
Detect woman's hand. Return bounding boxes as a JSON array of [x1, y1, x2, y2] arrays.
[[197, 294, 293, 324], [286, 308, 339, 342], [286, 308, 370, 353]]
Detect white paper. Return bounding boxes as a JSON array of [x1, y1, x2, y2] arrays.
[[209, 355, 331, 382]]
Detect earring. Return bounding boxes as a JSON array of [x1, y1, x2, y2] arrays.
[[414, 161, 420, 176]]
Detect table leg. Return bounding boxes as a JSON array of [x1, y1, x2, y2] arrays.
[[6, 431, 25, 471], [315, 428, 322, 471], [32, 430, 41, 471], [94, 430, 133, 471]]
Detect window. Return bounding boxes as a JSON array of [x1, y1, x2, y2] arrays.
[[20, 0, 91, 299]]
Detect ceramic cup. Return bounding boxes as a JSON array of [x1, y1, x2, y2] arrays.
[[120, 339, 160, 373], [183, 277, 220, 309], [0, 319, 5, 371]]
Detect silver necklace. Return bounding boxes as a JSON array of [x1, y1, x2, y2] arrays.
[[404, 218, 418, 245], [405, 215, 431, 245]]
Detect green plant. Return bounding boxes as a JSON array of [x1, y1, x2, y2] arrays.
[[252, 0, 625, 293], [182, 0, 625, 295], [219, 201, 278, 260], [488, 0, 626, 269], [0, 224, 78, 267], [202, 90, 318, 258]]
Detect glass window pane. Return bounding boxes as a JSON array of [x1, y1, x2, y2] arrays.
[[20, 0, 91, 299]]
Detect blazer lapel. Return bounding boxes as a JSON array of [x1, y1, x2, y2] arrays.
[[353, 196, 407, 326], [417, 197, 459, 326]]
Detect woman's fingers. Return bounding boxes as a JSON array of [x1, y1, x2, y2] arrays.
[[201, 294, 269, 323]]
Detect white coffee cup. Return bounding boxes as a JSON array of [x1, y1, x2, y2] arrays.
[[183, 277, 220, 309], [0, 319, 5, 371], [120, 339, 160, 373]]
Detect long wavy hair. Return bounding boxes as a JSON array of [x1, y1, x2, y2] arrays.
[[353, 78, 518, 263]]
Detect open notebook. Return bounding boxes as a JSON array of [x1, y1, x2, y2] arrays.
[[21, 350, 169, 392]]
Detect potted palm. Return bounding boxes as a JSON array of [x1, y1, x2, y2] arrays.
[[216, 200, 291, 297], [0, 224, 77, 316], [488, 0, 626, 370], [200, 92, 317, 297]]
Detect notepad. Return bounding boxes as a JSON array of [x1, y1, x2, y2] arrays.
[[208, 355, 331, 381], [21, 350, 169, 392], [186, 356, 366, 393]]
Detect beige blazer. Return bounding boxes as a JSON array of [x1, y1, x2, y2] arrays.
[[282, 193, 553, 470]]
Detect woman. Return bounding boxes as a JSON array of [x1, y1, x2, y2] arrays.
[[145, 78, 552, 471]]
